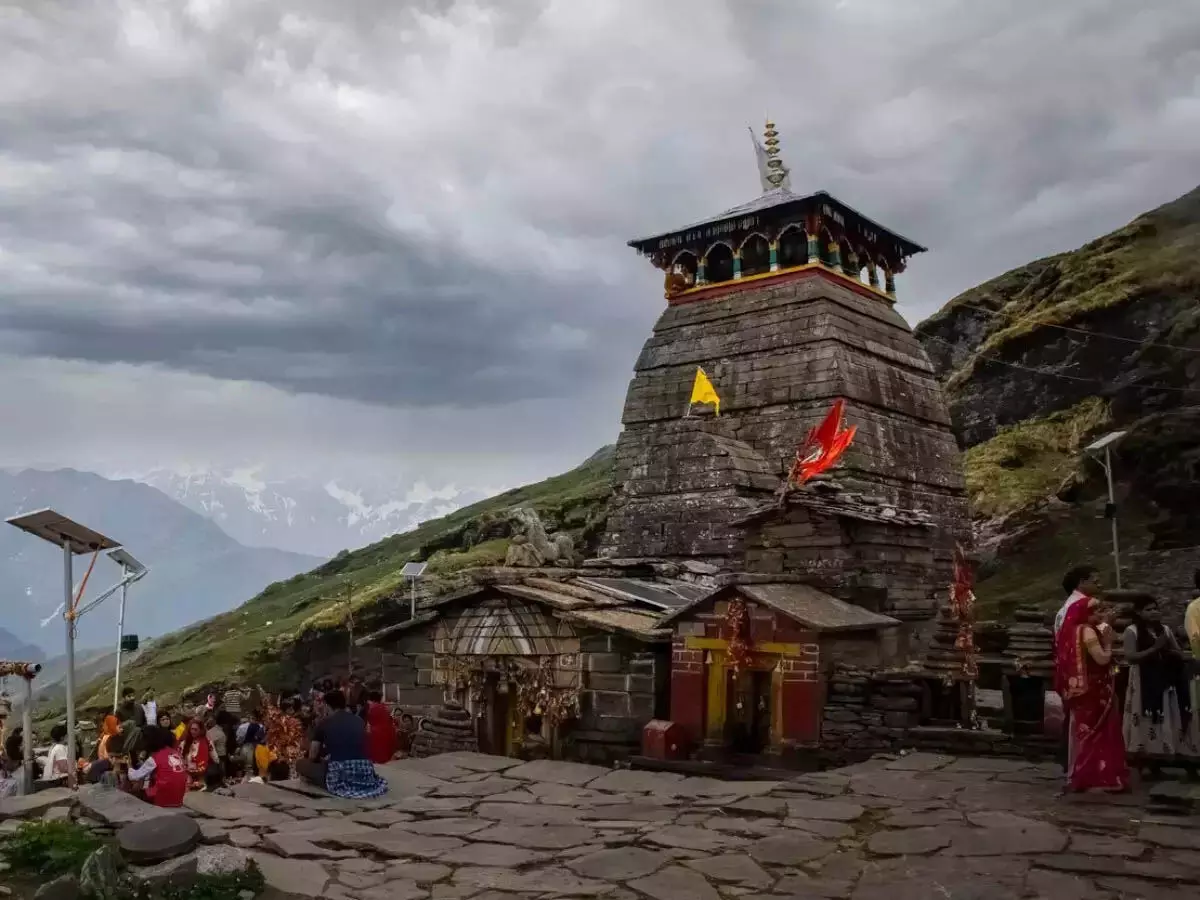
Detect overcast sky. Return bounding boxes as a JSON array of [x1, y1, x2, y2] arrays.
[[1, 0, 1196, 492]]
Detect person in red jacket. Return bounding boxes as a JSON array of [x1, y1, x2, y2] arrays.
[[364, 690, 397, 764], [179, 719, 213, 790], [127, 726, 188, 808]]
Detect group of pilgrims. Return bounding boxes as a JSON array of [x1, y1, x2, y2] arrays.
[[1054, 565, 1200, 793], [1, 676, 419, 806]]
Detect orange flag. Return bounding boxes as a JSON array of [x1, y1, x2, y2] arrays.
[[788, 399, 857, 487]]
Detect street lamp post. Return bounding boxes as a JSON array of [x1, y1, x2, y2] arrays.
[[1084, 431, 1127, 590], [107, 548, 148, 711], [401, 561, 428, 620], [6, 510, 124, 788]]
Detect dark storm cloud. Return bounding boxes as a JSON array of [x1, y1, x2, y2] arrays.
[[1, 0, 1197, 419]]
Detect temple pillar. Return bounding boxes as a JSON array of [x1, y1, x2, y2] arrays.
[[826, 242, 842, 273], [845, 251, 859, 280], [885, 269, 896, 297], [732, 250, 742, 280], [768, 240, 779, 272], [868, 263, 880, 289], [696, 260, 707, 285], [704, 651, 727, 746], [806, 231, 819, 264]]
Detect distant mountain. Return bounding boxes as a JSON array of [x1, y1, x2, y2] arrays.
[[0, 627, 44, 663], [131, 467, 493, 558], [1, 469, 323, 655]]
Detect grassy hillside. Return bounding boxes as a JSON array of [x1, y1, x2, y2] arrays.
[[58, 447, 615, 714]]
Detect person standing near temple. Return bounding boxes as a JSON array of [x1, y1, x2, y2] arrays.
[[1185, 568, 1200, 662], [1053, 564, 1103, 779], [1055, 596, 1128, 792], [1122, 594, 1197, 775]]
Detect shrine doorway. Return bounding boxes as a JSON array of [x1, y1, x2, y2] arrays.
[[726, 668, 772, 754], [478, 672, 515, 756]]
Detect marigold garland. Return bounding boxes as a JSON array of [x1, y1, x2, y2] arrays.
[[723, 598, 754, 675]]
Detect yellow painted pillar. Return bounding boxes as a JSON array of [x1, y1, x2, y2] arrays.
[[769, 658, 784, 754], [705, 650, 727, 745]]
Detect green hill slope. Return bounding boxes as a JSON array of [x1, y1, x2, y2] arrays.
[[917, 184, 1200, 618], [61, 447, 615, 713]]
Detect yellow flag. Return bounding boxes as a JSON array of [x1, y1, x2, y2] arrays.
[[689, 367, 721, 416]]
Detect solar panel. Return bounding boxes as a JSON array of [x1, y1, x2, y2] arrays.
[[5, 509, 120, 555], [577, 577, 697, 610], [401, 561, 428, 578]]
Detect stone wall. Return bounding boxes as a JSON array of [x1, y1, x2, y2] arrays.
[[603, 274, 970, 572], [572, 633, 667, 764], [742, 503, 943, 630], [821, 667, 1058, 766]]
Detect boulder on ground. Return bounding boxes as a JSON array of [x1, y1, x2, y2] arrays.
[[33, 874, 79, 900], [117, 814, 201, 864]]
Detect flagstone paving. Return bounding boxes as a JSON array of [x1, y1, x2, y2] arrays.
[[9, 750, 1199, 899]]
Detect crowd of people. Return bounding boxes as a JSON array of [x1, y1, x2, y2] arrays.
[[0, 676, 420, 804], [1053, 565, 1200, 793]]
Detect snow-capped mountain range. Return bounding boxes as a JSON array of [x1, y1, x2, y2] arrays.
[[127, 467, 495, 557]]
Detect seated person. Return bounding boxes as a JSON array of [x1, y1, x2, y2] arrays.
[[0, 755, 23, 798], [296, 690, 387, 799], [126, 726, 188, 808], [43, 724, 73, 781]]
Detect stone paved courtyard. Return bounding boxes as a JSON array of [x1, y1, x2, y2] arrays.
[[10, 752, 1200, 900]]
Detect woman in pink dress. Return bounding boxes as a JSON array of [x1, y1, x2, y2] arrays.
[[1055, 596, 1128, 792]]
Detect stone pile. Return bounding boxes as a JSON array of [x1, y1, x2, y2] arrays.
[[923, 602, 973, 680], [409, 701, 479, 758], [1004, 606, 1054, 678]]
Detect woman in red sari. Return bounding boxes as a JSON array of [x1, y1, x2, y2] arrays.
[[1055, 596, 1128, 792], [365, 690, 397, 764], [179, 719, 213, 790]]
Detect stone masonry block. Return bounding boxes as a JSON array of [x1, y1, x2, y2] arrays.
[[582, 652, 623, 673]]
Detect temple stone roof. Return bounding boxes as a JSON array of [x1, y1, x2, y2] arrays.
[[354, 567, 700, 647], [660, 581, 900, 633], [602, 275, 969, 568]]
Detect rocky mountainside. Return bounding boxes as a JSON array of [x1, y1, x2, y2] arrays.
[[1, 469, 323, 654], [916, 184, 1200, 617]]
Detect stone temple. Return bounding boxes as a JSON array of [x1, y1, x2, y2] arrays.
[[343, 124, 986, 765], [602, 122, 969, 645]]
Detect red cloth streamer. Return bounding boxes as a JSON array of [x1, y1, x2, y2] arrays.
[[788, 399, 858, 487]]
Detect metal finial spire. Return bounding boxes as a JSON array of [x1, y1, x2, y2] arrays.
[[763, 121, 789, 189]]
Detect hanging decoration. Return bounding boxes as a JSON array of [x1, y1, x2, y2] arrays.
[[509, 657, 580, 728], [723, 597, 754, 675], [0, 662, 41, 678], [786, 399, 857, 489], [948, 543, 979, 681]]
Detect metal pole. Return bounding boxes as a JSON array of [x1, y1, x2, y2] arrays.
[[21, 676, 34, 794], [1105, 445, 1121, 589], [410, 578, 416, 619], [113, 569, 128, 712], [63, 542, 77, 789]]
